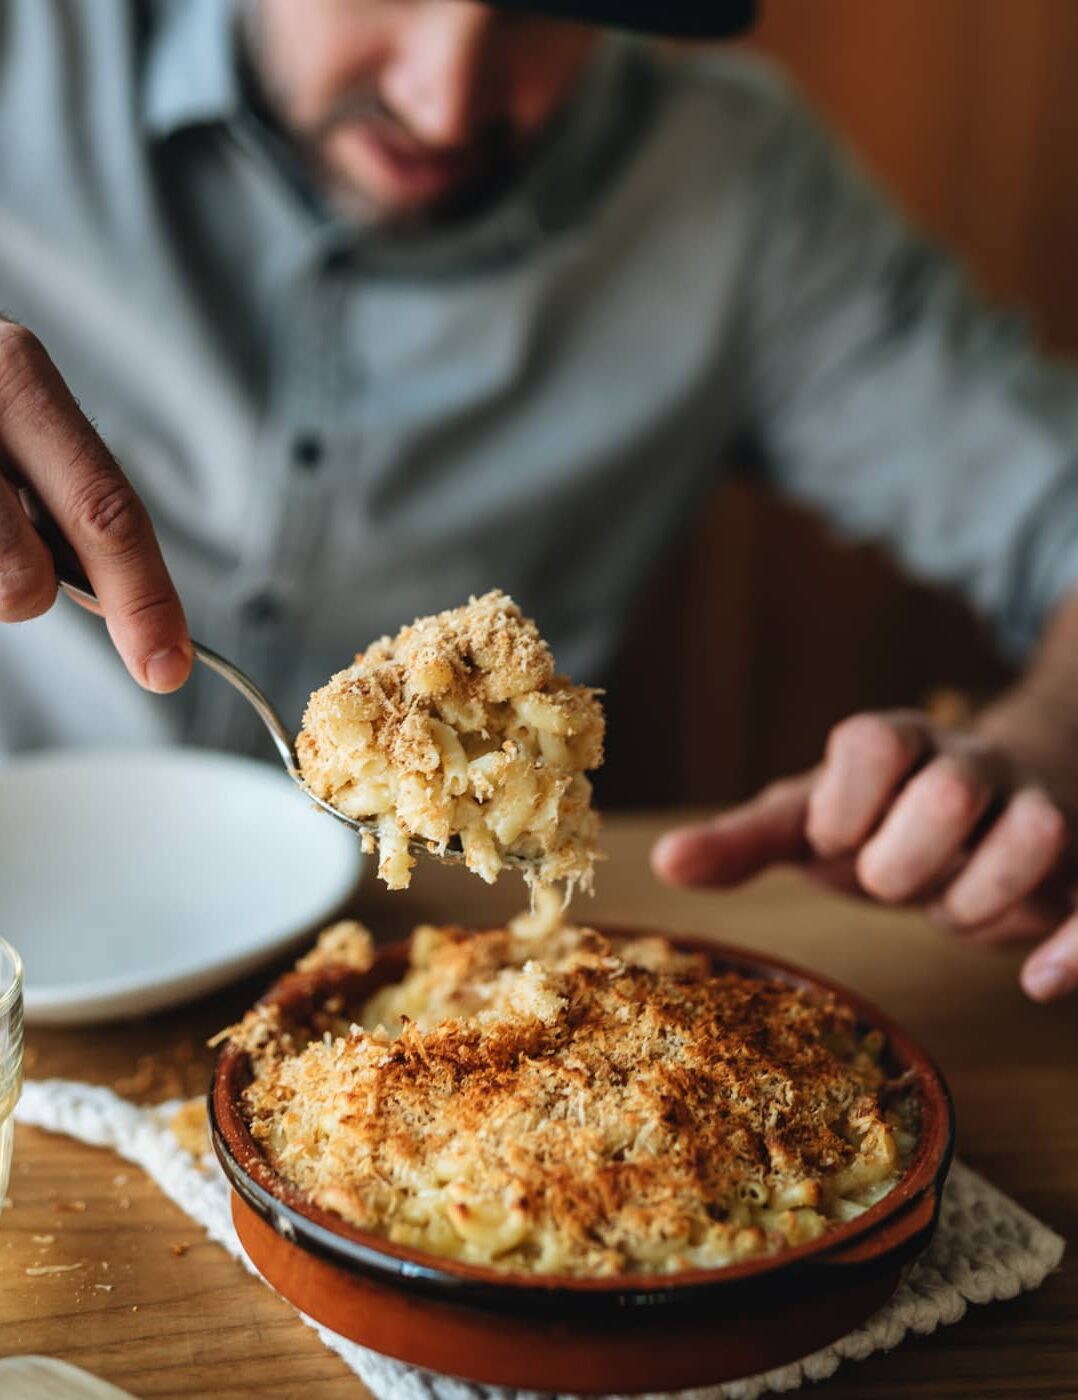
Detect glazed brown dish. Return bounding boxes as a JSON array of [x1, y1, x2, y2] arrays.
[[211, 929, 954, 1394]]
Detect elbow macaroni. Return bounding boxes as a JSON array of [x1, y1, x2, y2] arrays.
[[296, 591, 604, 894], [233, 912, 917, 1277]]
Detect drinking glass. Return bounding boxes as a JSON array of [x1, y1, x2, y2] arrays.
[[0, 938, 23, 1212]]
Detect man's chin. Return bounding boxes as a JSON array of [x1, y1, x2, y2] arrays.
[[321, 129, 523, 230]]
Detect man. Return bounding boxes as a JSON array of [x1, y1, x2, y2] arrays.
[[2, 0, 1078, 1002]]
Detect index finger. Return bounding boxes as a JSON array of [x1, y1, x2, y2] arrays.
[[651, 773, 815, 886], [0, 320, 191, 691]]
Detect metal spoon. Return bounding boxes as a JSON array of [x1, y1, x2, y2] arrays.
[[9, 469, 523, 870]]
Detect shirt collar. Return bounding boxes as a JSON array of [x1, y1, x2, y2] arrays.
[[143, 0, 243, 140]]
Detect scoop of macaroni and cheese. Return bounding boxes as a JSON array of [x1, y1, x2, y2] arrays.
[[296, 591, 604, 894]]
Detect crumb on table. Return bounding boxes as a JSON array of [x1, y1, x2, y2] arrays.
[[169, 1097, 209, 1158]]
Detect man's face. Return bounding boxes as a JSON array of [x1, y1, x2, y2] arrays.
[[247, 0, 600, 223]]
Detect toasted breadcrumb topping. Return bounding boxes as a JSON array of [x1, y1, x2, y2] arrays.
[[296, 591, 603, 895], [294, 921, 376, 975], [226, 912, 916, 1277]]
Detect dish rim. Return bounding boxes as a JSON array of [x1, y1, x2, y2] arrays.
[[211, 926, 955, 1311]]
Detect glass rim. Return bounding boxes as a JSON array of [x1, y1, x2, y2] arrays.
[[0, 937, 22, 1017]]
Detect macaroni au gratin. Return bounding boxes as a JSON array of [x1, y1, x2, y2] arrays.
[[297, 591, 603, 894], [227, 903, 917, 1277]]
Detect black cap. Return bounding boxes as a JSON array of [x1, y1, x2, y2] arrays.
[[490, 0, 756, 38]]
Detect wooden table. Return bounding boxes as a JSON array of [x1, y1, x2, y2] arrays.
[[2, 812, 1075, 1399]]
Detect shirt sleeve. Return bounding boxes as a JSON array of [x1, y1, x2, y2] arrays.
[[741, 71, 1078, 660]]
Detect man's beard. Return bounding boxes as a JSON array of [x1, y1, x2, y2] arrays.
[[238, 3, 559, 231], [297, 89, 526, 231]]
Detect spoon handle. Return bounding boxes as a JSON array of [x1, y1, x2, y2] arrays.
[[5, 462, 300, 775], [184, 636, 299, 776]]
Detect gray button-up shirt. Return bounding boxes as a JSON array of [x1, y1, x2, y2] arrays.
[[3, 0, 1078, 758]]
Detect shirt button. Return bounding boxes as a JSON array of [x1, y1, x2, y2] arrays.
[[292, 433, 324, 471], [241, 591, 283, 626]]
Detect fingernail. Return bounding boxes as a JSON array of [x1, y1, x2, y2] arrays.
[[1022, 962, 1069, 1002], [145, 645, 190, 693], [651, 830, 690, 876], [651, 827, 710, 884]]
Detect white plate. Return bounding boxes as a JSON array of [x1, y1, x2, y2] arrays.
[[0, 748, 364, 1025]]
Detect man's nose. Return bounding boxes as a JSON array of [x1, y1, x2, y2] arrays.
[[382, 2, 498, 148]]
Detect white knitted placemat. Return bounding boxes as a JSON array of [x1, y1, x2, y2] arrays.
[[15, 1079, 1065, 1399]]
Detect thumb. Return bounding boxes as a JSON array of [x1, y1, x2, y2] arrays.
[[651, 773, 815, 888]]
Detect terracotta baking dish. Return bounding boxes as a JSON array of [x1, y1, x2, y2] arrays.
[[211, 928, 955, 1394]]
